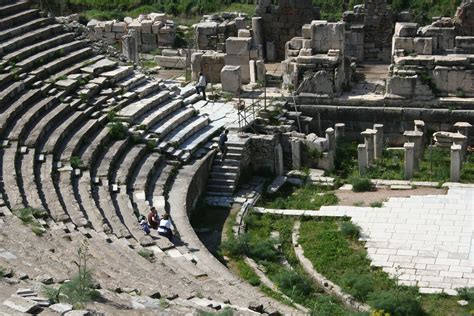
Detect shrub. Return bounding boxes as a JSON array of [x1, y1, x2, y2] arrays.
[[14, 208, 47, 224], [311, 295, 348, 315], [221, 234, 250, 258], [341, 273, 374, 301], [108, 122, 128, 140], [340, 221, 361, 240], [236, 259, 260, 286], [457, 287, 474, 302], [350, 177, 373, 192], [70, 156, 83, 169], [276, 269, 313, 298], [368, 289, 423, 316], [31, 225, 46, 236], [248, 239, 279, 262], [370, 201, 383, 208], [138, 249, 154, 261]]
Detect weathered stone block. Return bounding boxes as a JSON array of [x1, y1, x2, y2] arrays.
[[141, 20, 153, 33], [112, 22, 127, 33], [221, 65, 241, 94], [238, 29, 251, 37], [226, 37, 251, 55], [414, 37, 433, 55], [394, 22, 418, 37]]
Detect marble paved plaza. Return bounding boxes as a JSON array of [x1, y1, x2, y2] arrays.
[[256, 186, 474, 294]]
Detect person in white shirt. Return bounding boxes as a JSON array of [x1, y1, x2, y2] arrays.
[[195, 72, 207, 100], [157, 212, 173, 241]]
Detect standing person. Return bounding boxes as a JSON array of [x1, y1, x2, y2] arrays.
[[195, 72, 207, 100], [157, 213, 173, 241], [147, 207, 159, 230], [218, 129, 229, 161]]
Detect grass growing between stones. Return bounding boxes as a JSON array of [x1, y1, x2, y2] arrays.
[[222, 212, 356, 315], [13, 207, 48, 236], [256, 183, 339, 210], [298, 219, 474, 315]]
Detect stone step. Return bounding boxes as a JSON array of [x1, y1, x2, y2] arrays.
[[81, 58, 117, 75], [3, 33, 74, 62], [208, 178, 235, 185], [179, 85, 196, 98], [94, 139, 129, 179], [137, 98, 183, 129], [211, 164, 239, 173], [131, 152, 162, 191], [9, 95, 58, 141], [24, 103, 74, 148], [114, 190, 144, 240], [58, 171, 90, 227], [60, 118, 101, 162], [118, 90, 171, 123], [113, 144, 147, 185], [0, 8, 39, 30], [205, 191, 233, 197], [178, 122, 224, 155], [0, 88, 41, 137], [117, 72, 147, 92], [183, 92, 202, 106], [213, 159, 241, 168], [0, 73, 12, 89], [75, 173, 109, 233], [42, 110, 86, 155], [1, 24, 65, 58], [0, 145, 25, 209], [165, 116, 210, 147], [30, 47, 94, 83], [209, 171, 238, 180], [94, 185, 131, 238], [49, 54, 104, 83], [101, 65, 134, 84], [0, 0, 29, 19], [0, 81, 25, 110], [206, 184, 235, 193], [149, 163, 174, 200], [0, 17, 52, 43], [150, 107, 195, 140], [80, 127, 111, 167], [133, 80, 163, 99], [19, 151, 44, 210], [17, 40, 84, 72]]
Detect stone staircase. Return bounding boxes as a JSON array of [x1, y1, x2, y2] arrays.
[[205, 134, 248, 198]]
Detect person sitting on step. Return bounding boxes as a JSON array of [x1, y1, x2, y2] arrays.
[[218, 129, 229, 161], [157, 212, 174, 242], [139, 215, 150, 235], [147, 207, 159, 230]]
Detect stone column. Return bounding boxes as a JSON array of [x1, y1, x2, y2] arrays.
[[274, 143, 284, 176], [452, 133, 467, 161], [404, 142, 415, 180], [454, 122, 472, 148], [404, 131, 423, 169], [335, 123, 345, 141], [326, 127, 335, 152], [450, 144, 462, 182], [249, 60, 256, 83], [373, 124, 384, 160], [252, 17, 264, 53], [358, 144, 368, 176], [291, 139, 301, 170], [122, 29, 139, 64], [191, 52, 203, 81], [361, 129, 376, 166]]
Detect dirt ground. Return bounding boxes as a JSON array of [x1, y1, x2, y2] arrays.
[[336, 187, 447, 206]]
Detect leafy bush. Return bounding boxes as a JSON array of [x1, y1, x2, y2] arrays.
[[70, 156, 83, 169], [220, 234, 250, 258], [341, 273, 374, 301], [368, 289, 424, 316], [340, 221, 361, 240], [221, 234, 279, 262], [370, 201, 383, 208], [108, 122, 128, 140], [14, 208, 47, 224], [276, 269, 313, 298], [350, 177, 373, 192], [138, 249, 154, 261], [311, 295, 348, 315], [236, 259, 260, 286], [457, 287, 474, 302]]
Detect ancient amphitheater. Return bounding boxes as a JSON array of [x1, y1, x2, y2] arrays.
[[0, 0, 473, 314]]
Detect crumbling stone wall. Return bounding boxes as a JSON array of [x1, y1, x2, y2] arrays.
[[249, 134, 277, 175], [282, 21, 352, 97], [87, 13, 176, 53], [256, 0, 320, 61], [195, 13, 245, 51], [386, 20, 474, 99]]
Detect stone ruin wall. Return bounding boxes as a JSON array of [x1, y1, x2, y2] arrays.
[[194, 13, 246, 51], [87, 13, 176, 53], [282, 20, 352, 97], [256, 0, 320, 61], [386, 5, 474, 100]]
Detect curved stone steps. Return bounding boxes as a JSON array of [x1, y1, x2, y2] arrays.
[[2, 31, 72, 62], [150, 107, 196, 140], [28, 46, 94, 82], [112, 144, 147, 186], [92, 139, 129, 180], [0, 8, 38, 30], [0, 0, 29, 19], [75, 173, 110, 233], [148, 163, 175, 205], [177, 122, 224, 156], [48, 54, 104, 83], [0, 81, 25, 110], [131, 152, 162, 192], [113, 190, 143, 240], [8, 95, 58, 142], [60, 117, 101, 163], [163, 115, 210, 148], [117, 72, 147, 92], [136, 98, 184, 129], [16, 40, 85, 73], [0, 144, 24, 209], [0, 88, 41, 137], [80, 127, 111, 168], [117, 90, 171, 123], [18, 151, 44, 211], [0, 17, 53, 43], [58, 171, 91, 227], [93, 184, 131, 238]]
